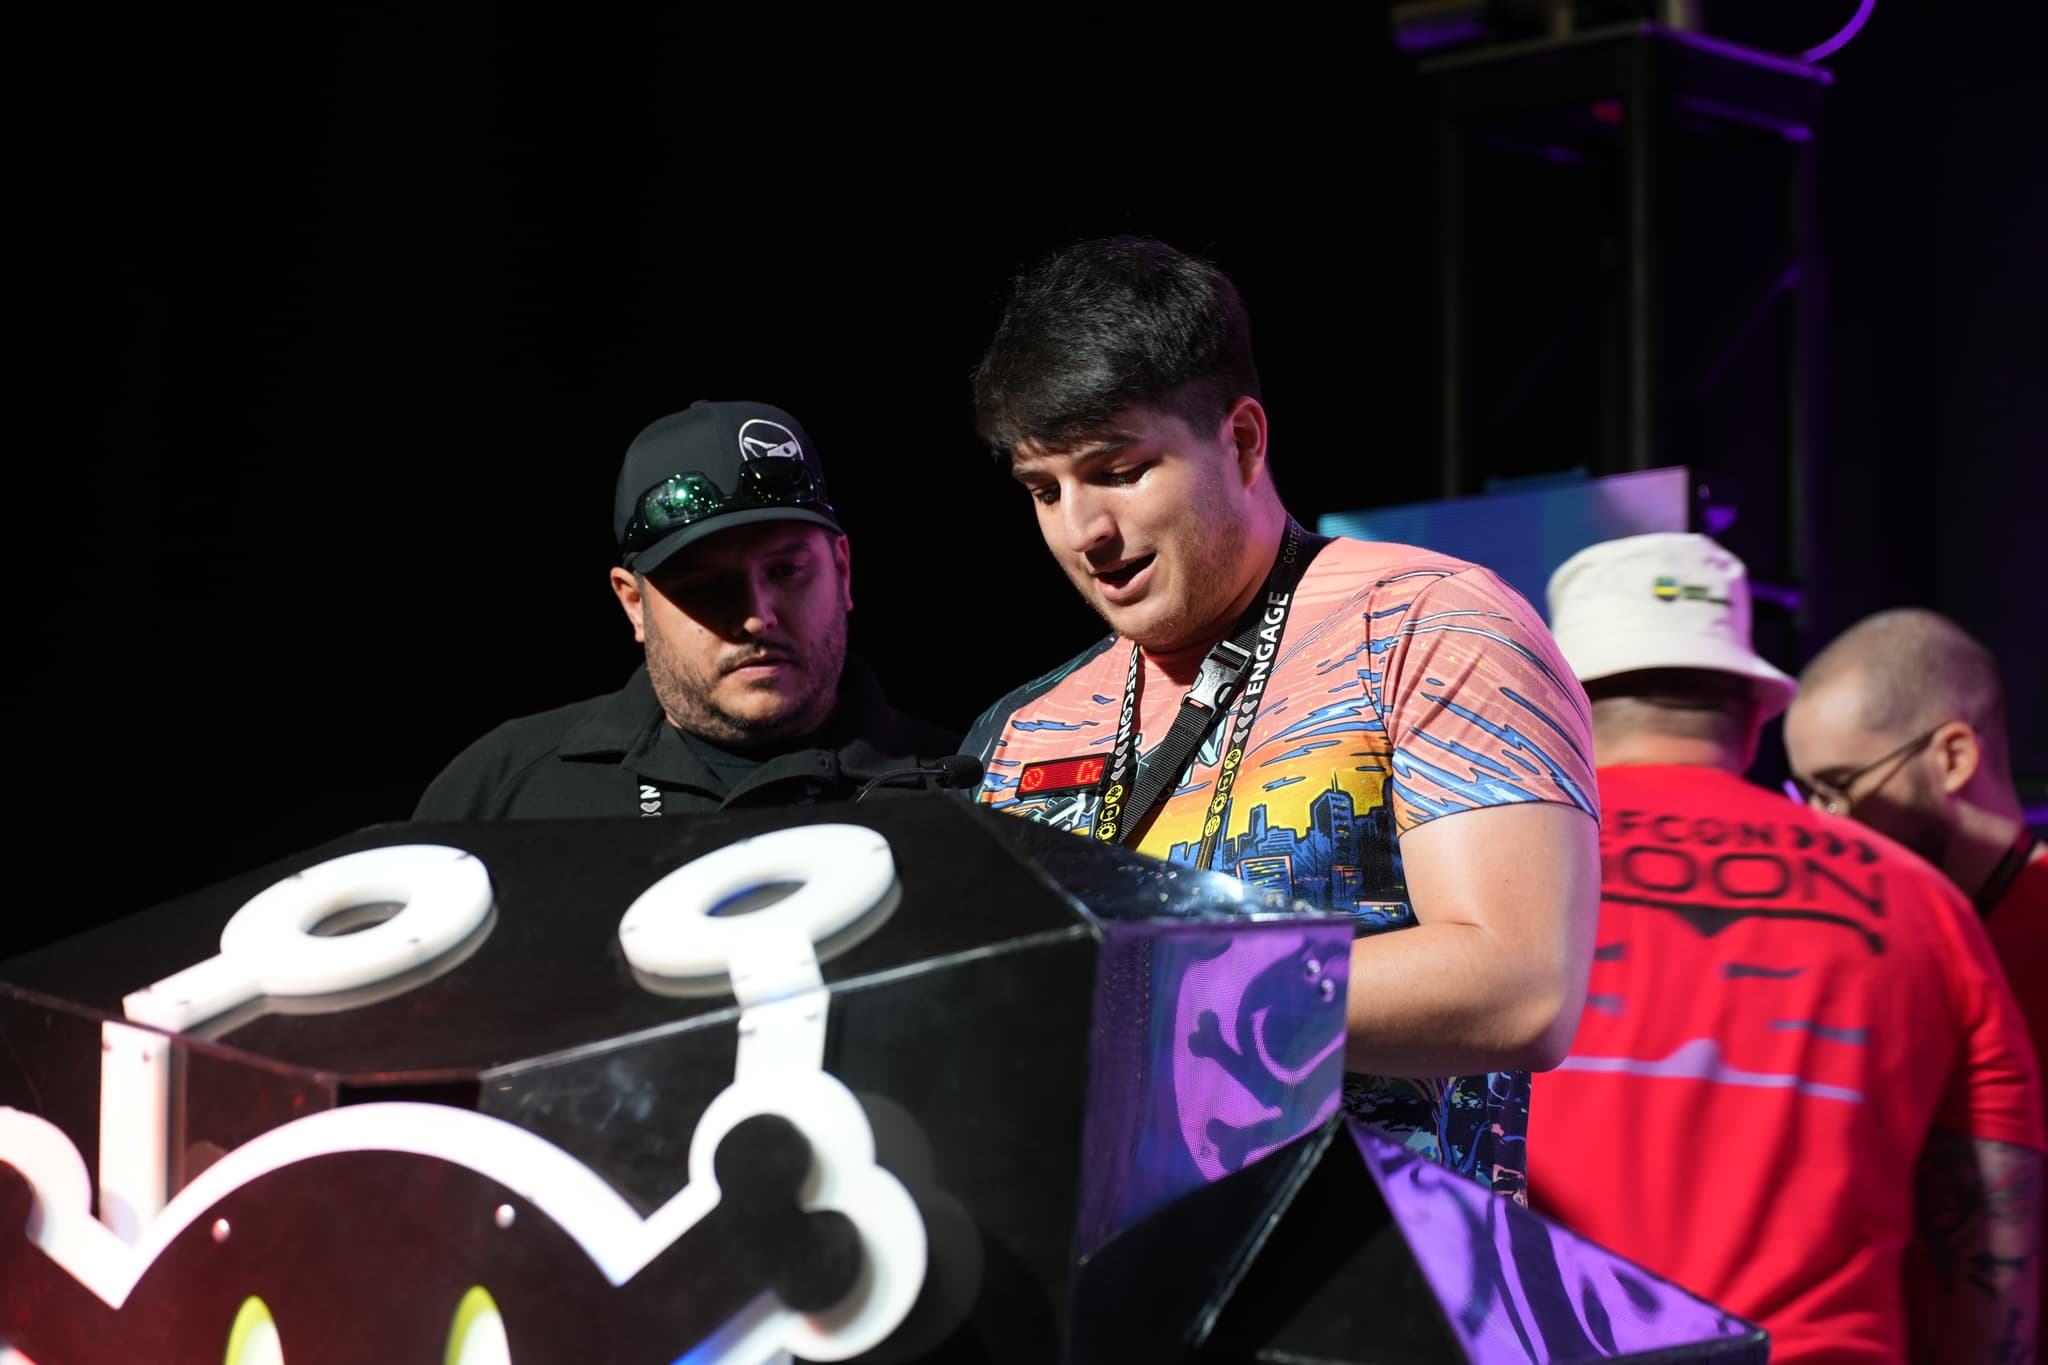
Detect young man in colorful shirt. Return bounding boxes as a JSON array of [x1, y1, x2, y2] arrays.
[[1527, 533, 2042, 1362], [963, 237, 1602, 1200]]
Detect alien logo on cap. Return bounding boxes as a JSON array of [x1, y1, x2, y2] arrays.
[[738, 418, 804, 463]]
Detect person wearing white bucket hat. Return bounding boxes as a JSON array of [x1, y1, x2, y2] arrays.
[[1546, 531, 1796, 736], [1527, 532, 2042, 1363]]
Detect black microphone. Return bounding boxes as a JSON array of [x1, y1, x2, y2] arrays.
[[854, 754, 985, 802]]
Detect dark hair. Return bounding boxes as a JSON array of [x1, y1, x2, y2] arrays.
[[1584, 668, 1757, 748], [972, 236, 1262, 458]]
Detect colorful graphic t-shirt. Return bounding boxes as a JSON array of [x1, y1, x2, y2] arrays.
[[964, 538, 1600, 1200], [1528, 765, 2044, 1364]]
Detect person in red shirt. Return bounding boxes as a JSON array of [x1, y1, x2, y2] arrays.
[[1784, 608, 2046, 1097], [1527, 534, 2043, 1364]]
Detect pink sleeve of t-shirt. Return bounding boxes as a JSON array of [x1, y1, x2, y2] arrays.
[[1370, 564, 1600, 834]]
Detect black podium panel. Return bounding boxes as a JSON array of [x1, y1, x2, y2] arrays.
[[4, 800, 1088, 1072], [1, 797, 1362, 1363]]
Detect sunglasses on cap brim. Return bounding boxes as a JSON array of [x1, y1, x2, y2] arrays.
[[620, 461, 835, 557]]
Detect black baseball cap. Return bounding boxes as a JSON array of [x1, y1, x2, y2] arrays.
[[613, 400, 843, 574]]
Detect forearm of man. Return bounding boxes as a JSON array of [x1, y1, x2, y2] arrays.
[[1912, 1129, 2041, 1365], [1343, 802, 1599, 1078]]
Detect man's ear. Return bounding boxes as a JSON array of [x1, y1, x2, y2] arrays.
[[833, 534, 853, 612], [1221, 396, 1270, 490], [609, 566, 649, 644], [1930, 719, 1981, 795]]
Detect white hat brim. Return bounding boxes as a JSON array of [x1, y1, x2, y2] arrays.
[[1555, 629, 1797, 721]]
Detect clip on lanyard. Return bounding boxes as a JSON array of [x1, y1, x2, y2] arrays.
[[1092, 521, 1326, 854]]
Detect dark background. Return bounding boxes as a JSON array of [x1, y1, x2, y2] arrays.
[[16, 4, 2044, 955]]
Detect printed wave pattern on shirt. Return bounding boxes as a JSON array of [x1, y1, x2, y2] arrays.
[[966, 539, 1601, 1201], [971, 543, 1596, 917], [1344, 1066, 1533, 1204]]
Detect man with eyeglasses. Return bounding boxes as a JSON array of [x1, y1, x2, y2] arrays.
[[1785, 610, 2047, 1313], [1785, 609, 2043, 1037], [413, 400, 959, 819], [1526, 534, 2041, 1363]]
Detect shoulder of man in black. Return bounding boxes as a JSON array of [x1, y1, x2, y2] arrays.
[[414, 657, 965, 821], [826, 655, 965, 789], [411, 669, 664, 822]]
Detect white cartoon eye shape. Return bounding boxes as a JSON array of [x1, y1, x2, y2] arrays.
[[101, 844, 496, 1241], [619, 824, 898, 985], [124, 844, 494, 1032]]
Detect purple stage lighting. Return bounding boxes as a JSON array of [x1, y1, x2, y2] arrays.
[[1803, 0, 1877, 62]]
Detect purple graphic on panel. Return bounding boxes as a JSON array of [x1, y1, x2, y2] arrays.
[[1074, 922, 1349, 1260], [1175, 931, 1348, 1180], [1350, 1122, 1759, 1362]]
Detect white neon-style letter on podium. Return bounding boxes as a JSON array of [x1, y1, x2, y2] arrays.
[[103, 843, 494, 1240], [5, 822, 922, 1365]]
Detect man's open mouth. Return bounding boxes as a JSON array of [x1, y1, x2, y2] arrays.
[[1095, 555, 1155, 589]]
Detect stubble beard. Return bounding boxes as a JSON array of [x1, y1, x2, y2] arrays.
[[1079, 472, 1249, 652], [1885, 768, 1957, 871], [643, 608, 848, 748]]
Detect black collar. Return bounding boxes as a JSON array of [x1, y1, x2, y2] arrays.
[[554, 657, 942, 795]]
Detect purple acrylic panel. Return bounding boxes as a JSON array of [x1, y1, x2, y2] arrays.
[[1073, 920, 1350, 1261], [1350, 1120, 1760, 1363]]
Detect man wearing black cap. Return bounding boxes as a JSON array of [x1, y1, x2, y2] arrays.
[[413, 400, 960, 819]]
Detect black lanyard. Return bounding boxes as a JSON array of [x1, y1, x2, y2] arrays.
[[1093, 520, 1326, 861], [1977, 829, 2042, 919]]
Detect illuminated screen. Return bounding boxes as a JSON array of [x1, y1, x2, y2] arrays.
[[1316, 466, 1690, 623]]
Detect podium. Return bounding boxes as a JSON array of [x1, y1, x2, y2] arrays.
[[0, 797, 1764, 1363]]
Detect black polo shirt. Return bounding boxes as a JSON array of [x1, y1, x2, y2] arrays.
[[412, 657, 961, 820]]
